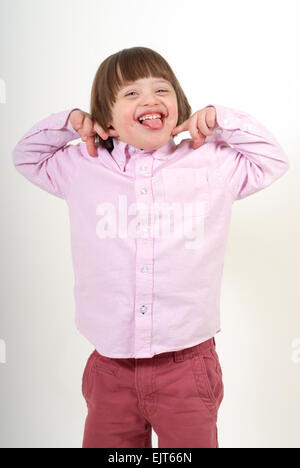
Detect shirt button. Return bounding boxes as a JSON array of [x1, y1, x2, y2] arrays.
[[56, 120, 62, 126], [141, 265, 148, 273], [215, 128, 222, 134], [140, 166, 148, 172], [140, 187, 148, 194], [140, 305, 147, 314]]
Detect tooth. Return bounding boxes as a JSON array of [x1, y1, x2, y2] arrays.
[[139, 113, 162, 121]]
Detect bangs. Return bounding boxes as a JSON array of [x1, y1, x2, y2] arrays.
[[113, 49, 172, 95]]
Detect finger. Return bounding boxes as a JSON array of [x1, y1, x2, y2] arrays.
[[191, 133, 206, 149], [205, 106, 217, 130], [82, 116, 95, 138], [197, 110, 214, 136], [80, 119, 95, 144], [171, 119, 190, 136], [72, 112, 85, 133], [85, 121, 98, 157], [189, 114, 206, 147], [94, 122, 109, 140], [86, 135, 98, 157], [79, 117, 98, 156]]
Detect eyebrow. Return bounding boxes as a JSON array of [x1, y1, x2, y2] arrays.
[[120, 79, 170, 90]]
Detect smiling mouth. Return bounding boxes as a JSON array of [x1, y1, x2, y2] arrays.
[[136, 115, 166, 130]]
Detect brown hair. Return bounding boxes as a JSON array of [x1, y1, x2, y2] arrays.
[[90, 46, 192, 151]]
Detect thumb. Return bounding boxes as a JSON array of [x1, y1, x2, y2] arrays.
[[93, 122, 109, 140], [94, 122, 120, 140]]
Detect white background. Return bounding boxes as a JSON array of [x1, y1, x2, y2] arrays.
[[0, 0, 299, 448]]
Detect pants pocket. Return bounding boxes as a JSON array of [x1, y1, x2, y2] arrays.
[[92, 353, 120, 377], [82, 350, 120, 402], [191, 347, 224, 415], [82, 350, 98, 401]]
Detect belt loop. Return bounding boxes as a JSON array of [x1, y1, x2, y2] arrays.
[[173, 349, 184, 362]]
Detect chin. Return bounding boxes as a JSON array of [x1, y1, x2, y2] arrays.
[[137, 135, 171, 151]]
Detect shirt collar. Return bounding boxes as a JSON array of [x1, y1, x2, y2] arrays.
[[110, 137, 177, 172]]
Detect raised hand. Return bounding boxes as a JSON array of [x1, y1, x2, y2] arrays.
[[171, 106, 217, 149], [69, 109, 119, 157]]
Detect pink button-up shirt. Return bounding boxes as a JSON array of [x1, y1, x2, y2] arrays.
[[12, 105, 290, 358]]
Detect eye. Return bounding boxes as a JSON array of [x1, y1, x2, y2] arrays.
[[125, 89, 168, 97]]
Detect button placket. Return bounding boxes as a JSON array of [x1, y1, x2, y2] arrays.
[[134, 155, 155, 357]]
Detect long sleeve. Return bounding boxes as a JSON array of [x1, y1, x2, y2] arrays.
[[12, 108, 82, 200], [205, 104, 290, 201]]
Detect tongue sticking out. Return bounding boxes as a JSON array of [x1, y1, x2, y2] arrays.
[[141, 118, 163, 130]]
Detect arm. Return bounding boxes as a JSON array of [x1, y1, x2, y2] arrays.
[[205, 104, 290, 201], [12, 109, 82, 200]]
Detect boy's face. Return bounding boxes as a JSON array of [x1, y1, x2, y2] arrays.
[[108, 76, 178, 150]]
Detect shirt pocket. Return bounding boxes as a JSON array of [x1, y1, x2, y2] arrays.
[[161, 167, 210, 216]]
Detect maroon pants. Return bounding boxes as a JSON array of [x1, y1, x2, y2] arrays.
[[82, 337, 224, 448]]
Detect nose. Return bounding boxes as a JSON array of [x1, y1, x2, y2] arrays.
[[136, 90, 166, 119], [140, 90, 161, 105]]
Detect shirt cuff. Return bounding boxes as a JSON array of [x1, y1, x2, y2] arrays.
[[205, 104, 263, 135]]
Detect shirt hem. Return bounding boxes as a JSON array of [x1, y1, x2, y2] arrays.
[[77, 323, 221, 358]]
